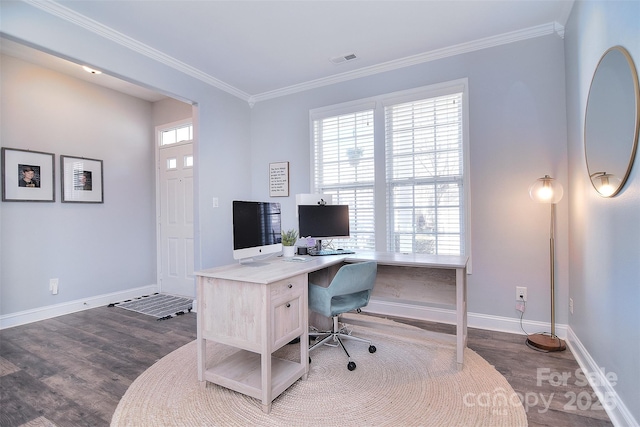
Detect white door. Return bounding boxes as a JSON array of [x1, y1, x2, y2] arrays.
[[158, 142, 194, 297]]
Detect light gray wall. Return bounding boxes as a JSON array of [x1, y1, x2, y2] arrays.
[[0, 1, 253, 316], [564, 0, 640, 421], [1, 55, 155, 313], [250, 34, 570, 324], [152, 98, 193, 128], [3, 2, 637, 418]]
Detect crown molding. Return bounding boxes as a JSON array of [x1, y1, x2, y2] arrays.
[[24, 0, 251, 102], [249, 22, 565, 104], [26, 1, 563, 106]]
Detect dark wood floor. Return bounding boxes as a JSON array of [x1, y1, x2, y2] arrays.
[[0, 307, 612, 427]]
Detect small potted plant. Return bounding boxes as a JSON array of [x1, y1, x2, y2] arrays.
[[281, 229, 298, 257]]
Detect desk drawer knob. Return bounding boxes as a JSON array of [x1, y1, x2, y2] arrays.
[[286, 303, 291, 308], [288, 284, 293, 289]]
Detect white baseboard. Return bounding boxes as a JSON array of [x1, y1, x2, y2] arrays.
[[2, 291, 634, 427], [567, 327, 638, 427], [365, 298, 635, 427], [0, 285, 159, 330], [364, 297, 568, 338]]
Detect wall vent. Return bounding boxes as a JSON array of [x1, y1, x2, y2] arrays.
[[330, 53, 357, 64]]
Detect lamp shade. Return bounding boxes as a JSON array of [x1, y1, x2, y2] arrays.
[[590, 172, 622, 197], [529, 175, 563, 204]]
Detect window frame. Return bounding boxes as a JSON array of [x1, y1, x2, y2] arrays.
[[309, 79, 471, 267]]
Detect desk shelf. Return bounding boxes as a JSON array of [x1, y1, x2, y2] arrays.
[[204, 350, 306, 402], [197, 271, 310, 413]]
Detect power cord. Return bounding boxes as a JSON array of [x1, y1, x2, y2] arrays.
[[518, 296, 529, 335], [518, 296, 554, 353]]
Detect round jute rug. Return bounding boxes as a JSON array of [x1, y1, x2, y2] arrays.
[[111, 316, 527, 426]]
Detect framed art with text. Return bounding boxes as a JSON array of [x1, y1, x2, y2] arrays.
[[269, 161, 289, 197], [61, 155, 104, 203], [1, 147, 55, 202]]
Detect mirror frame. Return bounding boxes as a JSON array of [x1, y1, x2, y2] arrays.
[[584, 46, 640, 197]]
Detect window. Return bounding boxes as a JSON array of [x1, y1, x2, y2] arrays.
[[310, 80, 469, 256], [184, 155, 193, 168], [161, 123, 193, 146], [386, 93, 464, 255], [312, 107, 376, 250]]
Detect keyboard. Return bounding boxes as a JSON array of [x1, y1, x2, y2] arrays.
[[308, 249, 355, 256]]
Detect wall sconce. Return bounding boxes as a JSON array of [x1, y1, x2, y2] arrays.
[[589, 172, 622, 197], [527, 175, 566, 352]]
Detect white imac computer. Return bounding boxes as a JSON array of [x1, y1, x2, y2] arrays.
[[232, 200, 282, 262]]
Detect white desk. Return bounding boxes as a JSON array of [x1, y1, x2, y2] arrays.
[[195, 252, 468, 413], [347, 252, 468, 365]]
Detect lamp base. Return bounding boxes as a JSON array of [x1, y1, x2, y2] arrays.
[[526, 333, 566, 352]]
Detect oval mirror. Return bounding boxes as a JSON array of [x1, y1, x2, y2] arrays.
[[584, 46, 639, 197]]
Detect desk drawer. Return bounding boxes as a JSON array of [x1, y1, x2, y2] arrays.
[[271, 275, 305, 349], [270, 274, 305, 299]]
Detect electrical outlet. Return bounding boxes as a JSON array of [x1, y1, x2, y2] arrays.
[[516, 286, 527, 301], [569, 298, 574, 314], [49, 278, 59, 295]]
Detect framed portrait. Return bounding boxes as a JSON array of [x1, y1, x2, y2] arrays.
[[1, 147, 55, 202], [61, 155, 104, 203], [269, 161, 289, 197]]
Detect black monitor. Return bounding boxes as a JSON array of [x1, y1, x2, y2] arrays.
[[298, 204, 350, 240], [232, 200, 282, 261]]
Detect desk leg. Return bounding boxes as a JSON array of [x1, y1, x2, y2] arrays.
[[197, 337, 205, 383], [196, 281, 206, 384], [456, 267, 468, 368], [261, 352, 272, 414], [301, 278, 310, 380]]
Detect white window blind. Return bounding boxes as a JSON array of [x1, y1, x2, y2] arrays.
[[312, 109, 376, 250], [310, 80, 469, 258], [386, 93, 464, 255]]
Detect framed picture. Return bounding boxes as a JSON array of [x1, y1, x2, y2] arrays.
[[1, 147, 55, 202], [269, 161, 289, 197], [61, 155, 104, 203]]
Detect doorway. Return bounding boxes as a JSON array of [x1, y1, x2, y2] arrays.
[[156, 120, 194, 297]]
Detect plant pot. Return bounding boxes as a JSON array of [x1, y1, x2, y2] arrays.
[[282, 245, 296, 257]]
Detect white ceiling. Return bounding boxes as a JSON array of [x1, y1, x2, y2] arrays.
[[1, 0, 575, 104]]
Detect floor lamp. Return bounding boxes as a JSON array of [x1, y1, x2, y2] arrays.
[[527, 175, 566, 352]]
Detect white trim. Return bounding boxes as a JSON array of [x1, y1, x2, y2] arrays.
[[155, 119, 194, 296], [250, 22, 564, 104], [24, 0, 251, 102], [0, 285, 159, 330], [309, 100, 377, 121], [364, 297, 567, 338], [364, 299, 637, 426], [25, 0, 563, 106], [567, 328, 638, 427], [309, 79, 471, 265], [3, 293, 634, 426]]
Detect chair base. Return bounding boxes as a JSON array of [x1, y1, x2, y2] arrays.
[[309, 316, 376, 371]]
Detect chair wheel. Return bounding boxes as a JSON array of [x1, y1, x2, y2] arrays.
[[369, 345, 377, 353], [347, 361, 356, 371]]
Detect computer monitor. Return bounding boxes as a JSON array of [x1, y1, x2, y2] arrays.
[[298, 204, 350, 241], [232, 200, 282, 261]]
